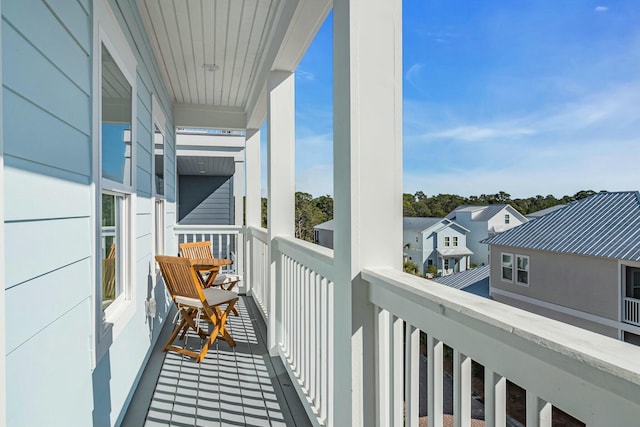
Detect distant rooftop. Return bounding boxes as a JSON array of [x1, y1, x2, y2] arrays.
[[314, 219, 334, 231], [431, 265, 490, 298], [446, 204, 525, 222], [403, 217, 444, 233], [526, 204, 566, 219], [484, 191, 640, 262]]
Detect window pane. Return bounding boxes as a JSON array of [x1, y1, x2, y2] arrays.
[[101, 194, 119, 309], [101, 44, 132, 185], [517, 256, 528, 270], [502, 254, 512, 267], [517, 270, 529, 284], [154, 126, 164, 195], [502, 267, 513, 280]]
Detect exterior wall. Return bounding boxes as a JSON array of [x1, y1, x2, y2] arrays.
[[316, 228, 334, 249], [2, 1, 175, 425], [178, 175, 233, 225], [466, 221, 489, 265], [490, 245, 621, 336]]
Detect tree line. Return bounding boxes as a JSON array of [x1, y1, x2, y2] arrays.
[[260, 189, 601, 242]]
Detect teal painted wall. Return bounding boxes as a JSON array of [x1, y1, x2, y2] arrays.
[[2, 0, 176, 425]]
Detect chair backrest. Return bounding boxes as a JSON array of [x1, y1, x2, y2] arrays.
[[155, 255, 203, 302], [179, 241, 213, 260]]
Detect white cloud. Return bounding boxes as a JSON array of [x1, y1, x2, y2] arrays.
[[405, 63, 425, 90], [296, 69, 316, 81], [423, 125, 535, 142], [595, 6, 608, 12]]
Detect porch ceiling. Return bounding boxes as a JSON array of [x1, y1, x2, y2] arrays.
[[177, 156, 235, 176], [136, 0, 331, 130]]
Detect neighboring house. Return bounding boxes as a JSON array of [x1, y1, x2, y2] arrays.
[[446, 204, 528, 265], [484, 191, 640, 345], [313, 219, 335, 249], [431, 265, 491, 298], [403, 217, 473, 277], [525, 204, 566, 220]]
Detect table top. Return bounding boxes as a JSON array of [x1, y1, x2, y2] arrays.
[[189, 258, 233, 269]]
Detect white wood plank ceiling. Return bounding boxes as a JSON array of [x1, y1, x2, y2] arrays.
[[137, 0, 280, 108], [137, 0, 331, 130]]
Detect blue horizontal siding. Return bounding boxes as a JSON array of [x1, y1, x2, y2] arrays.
[[44, 0, 92, 53], [3, 89, 91, 176], [2, 23, 91, 134]]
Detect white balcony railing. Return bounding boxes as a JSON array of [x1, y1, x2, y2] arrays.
[[363, 268, 640, 426], [274, 236, 334, 425], [174, 224, 243, 275], [623, 297, 640, 326], [247, 226, 270, 319]]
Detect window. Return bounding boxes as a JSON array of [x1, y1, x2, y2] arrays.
[[427, 259, 433, 266], [444, 236, 450, 246], [453, 236, 458, 247], [516, 255, 529, 286], [625, 267, 640, 299], [154, 125, 165, 195], [416, 236, 419, 243], [505, 214, 510, 224], [444, 259, 450, 270], [100, 42, 133, 314], [155, 200, 165, 257], [501, 253, 513, 282]]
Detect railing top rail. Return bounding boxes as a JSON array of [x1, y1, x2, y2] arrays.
[[363, 267, 640, 398], [174, 224, 244, 234], [275, 235, 335, 281], [247, 226, 268, 243]]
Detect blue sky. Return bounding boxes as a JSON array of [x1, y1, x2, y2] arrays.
[[261, 1, 640, 198]]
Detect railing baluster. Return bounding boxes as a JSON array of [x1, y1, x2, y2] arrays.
[[320, 277, 329, 424], [376, 308, 391, 426], [453, 350, 471, 427], [405, 324, 420, 427], [427, 336, 443, 427], [392, 316, 403, 427], [526, 393, 552, 427]]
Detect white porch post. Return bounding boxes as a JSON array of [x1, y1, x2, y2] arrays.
[[0, 0, 6, 421], [233, 158, 245, 289], [245, 128, 261, 295], [333, 0, 403, 425], [266, 71, 295, 355]]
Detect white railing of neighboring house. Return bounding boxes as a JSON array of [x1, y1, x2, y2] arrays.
[[174, 225, 243, 275], [623, 297, 640, 326], [363, 267, 640, 427], [274, 236, 335, 426], [247, 226, 269, 319]]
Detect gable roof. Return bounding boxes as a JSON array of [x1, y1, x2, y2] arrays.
[[526, 204, 566, 219], [446, 204, 526, 222], [432, 265, 490, 297], [484, 191, 640, 261], [403, 217, 443, 233], [314, 219, 334, 231]]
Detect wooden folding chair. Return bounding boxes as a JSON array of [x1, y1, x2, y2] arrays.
[[179, 241, 242, 317], [156, 255, 239, 363]]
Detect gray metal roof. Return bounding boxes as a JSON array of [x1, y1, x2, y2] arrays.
[[403, 217, 443, 232], [432, 265, 490, 291], [313, 219, 334, 231], [526, 204, 566, 219], [484, 191, 640, 261]]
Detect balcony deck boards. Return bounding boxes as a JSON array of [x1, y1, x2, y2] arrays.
[[122, 296, 312, 427]]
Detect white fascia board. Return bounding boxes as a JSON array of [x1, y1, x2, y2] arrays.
[[173, 103, 246, 129], [176, 133, 246, 149]]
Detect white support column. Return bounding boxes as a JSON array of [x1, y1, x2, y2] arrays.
[[0, 0, 6, 422], [492, 372, 507, 427], [266, 71, 295, 355], [244, 128, 260, 295], [333, 0, 403, 424], [233, 159, 245, 289]]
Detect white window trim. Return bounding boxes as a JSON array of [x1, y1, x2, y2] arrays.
[[515, 254, 530, 287], [92, 0, 138, 367], [501, 252, 514, 283], [152, 95, 167, 200], [453, 236, 458, 247]]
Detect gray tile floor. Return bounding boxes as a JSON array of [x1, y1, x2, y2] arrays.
[[122, 296, 312, 427]]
